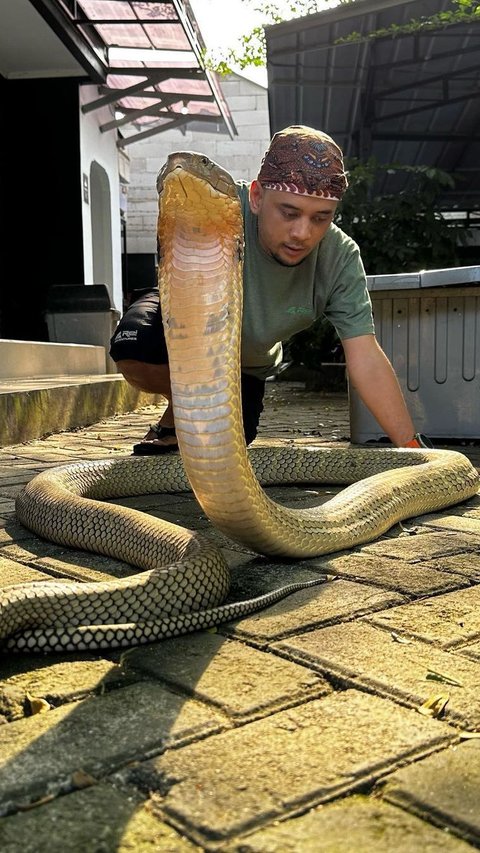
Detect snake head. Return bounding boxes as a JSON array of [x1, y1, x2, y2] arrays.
[[156, 151, 238, 200]]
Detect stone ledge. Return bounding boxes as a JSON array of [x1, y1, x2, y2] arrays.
[[0, 339, 106, 379], [0, 376, 165, 447]]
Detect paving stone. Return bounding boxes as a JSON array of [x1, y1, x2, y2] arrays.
[[0, 522, 39, 541], [1, 541, 69, 563], [416, 507, 480, 526], [34, 552, 134, 582], [0, 464, 45, 483], [273, 621, 480, 728], [150, 507, 212, 533], [222, 579, 405, 644], [0, 782, 199, 853], [1, 656, 136, 722], [360, 531, 480, 561], [225, 794, 473, 852], [0, 682, 223, 816], [43, 446, 119, 461], [125, 690, 453, 845], [220, 547, 262, 571], [124, 633, 330, 722], [308, 552, 468, 596], [0, 559, 53, 587], [0, 484, 25, 500], [1, 390, 480, 849], [425, 553, 480, 582], [228, 558, 325, 599], [460, 496, 480, 512], [456, 641, 480, 661], [203, 525, 260, 555], [365, 586, 480, 649], [0, 474, 35, 489], [384, 740, 480, 846], [5, 449, 89, 464], [421, 515, 480, 537]]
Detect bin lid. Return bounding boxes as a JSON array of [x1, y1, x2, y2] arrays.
[[366, 273, 420, 292], [420, 265, 480, 287], [366, 265, 480, 292], [46, 285, 113, 312]]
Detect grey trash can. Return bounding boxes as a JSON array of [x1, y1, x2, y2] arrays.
[[349, 265, 480, 443], [45, 284, 121, 374]]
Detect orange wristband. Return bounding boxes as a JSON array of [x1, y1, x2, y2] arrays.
[[404, 436, 421, 448], [404, 433, 433, 449]]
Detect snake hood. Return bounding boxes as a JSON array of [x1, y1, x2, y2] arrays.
[[156, 151, 239, 202]]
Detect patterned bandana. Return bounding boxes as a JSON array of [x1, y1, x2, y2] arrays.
[[257, 125, 348, 200]]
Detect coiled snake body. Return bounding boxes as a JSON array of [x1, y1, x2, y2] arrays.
[[4, 153, 479, 652]]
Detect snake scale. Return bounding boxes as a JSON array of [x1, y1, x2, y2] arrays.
[[3, 153, 479, 652]]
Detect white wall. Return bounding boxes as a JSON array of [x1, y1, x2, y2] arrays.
[[124, 73, 271, 256], [79, 85, 124, 312]]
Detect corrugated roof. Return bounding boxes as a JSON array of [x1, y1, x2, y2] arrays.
[[265, 0, 480, 211], [32, 0, 236, 145]]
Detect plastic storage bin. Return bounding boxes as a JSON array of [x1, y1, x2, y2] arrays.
[[349, 265, 480, 442], [45, 284, 121, 374]]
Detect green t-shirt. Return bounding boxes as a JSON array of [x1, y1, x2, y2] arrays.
[[238, 182, 375, 380]]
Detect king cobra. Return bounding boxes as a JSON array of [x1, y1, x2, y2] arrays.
[[3, 153, 479, 652]]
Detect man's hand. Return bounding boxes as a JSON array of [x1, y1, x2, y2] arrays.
[[342, 334, 417, 447]]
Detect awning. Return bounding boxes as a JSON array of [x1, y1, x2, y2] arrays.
[[265, 0, 480, 212], [32, 0, 236, 146]]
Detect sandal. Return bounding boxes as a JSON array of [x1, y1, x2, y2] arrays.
[[132, 424, 179, 456]]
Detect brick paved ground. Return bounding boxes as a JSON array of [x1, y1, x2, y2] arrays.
[[1, 383, 480, 851]]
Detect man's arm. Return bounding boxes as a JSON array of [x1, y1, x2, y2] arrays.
[[342, 334, 416, 447]]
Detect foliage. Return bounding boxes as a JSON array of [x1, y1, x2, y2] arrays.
[[203, 0, 480, 74], [286, 317, 344, 373], [336, 159, 461, 275], [336, 0, 480, 46], [203, 0, 348, 74]]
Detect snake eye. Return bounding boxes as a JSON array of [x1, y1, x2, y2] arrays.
[[200, 157, 209, 166]]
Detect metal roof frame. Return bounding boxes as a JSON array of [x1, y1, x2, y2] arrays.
[[265, 0, 480, 211], [30, 0, 236, 145]]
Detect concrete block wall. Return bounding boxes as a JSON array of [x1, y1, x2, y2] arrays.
[[125, 74, 271, 256]]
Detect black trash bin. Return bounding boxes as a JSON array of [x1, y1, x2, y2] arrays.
[[45, 285, 121, 374]]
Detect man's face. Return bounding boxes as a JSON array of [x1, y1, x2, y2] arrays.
[[249, 181, 338, 267]]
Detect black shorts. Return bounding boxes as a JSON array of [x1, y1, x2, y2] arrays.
[[110, 288, 265, 445]]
